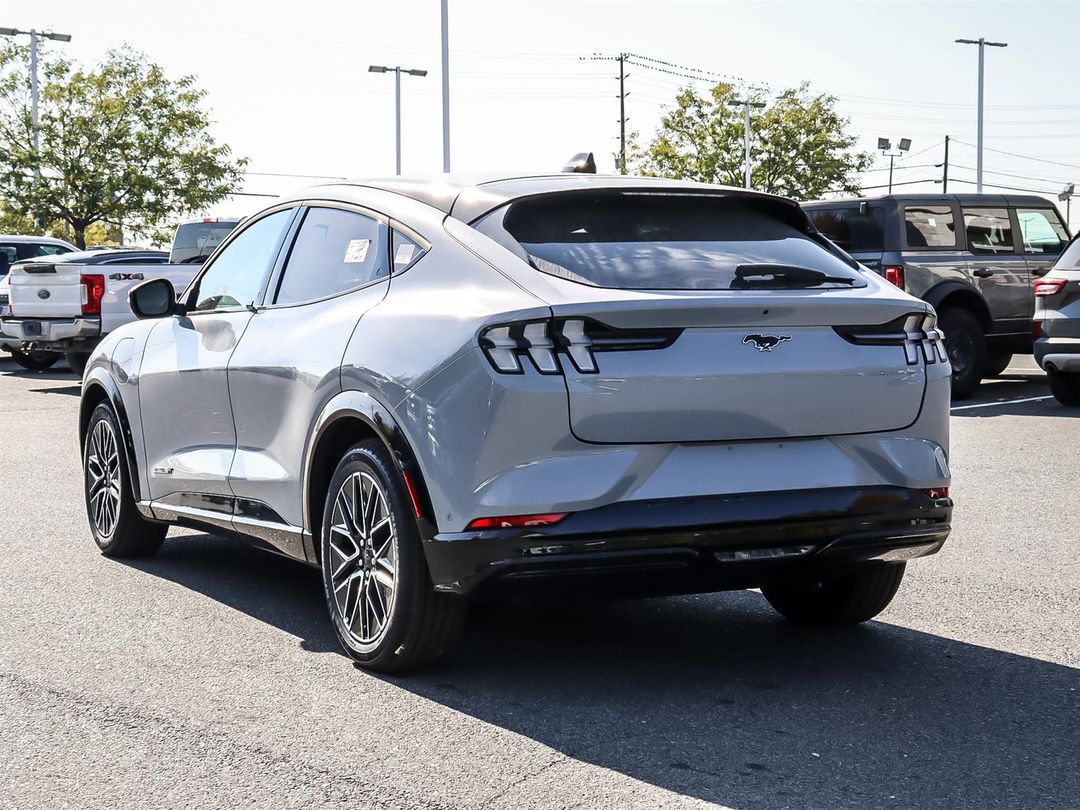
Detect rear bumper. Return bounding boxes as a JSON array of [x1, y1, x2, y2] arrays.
[[423, 486, 952, 595], [1035, 337, 1080, 372], [0, 316, 100, 345]]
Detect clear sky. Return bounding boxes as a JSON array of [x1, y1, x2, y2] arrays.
[[8, 0, 1080, 224]]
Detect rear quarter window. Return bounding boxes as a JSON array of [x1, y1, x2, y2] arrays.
[[904, 205, 958, 249], [487, 192, 864, 291], [805, 206, 885, 253]]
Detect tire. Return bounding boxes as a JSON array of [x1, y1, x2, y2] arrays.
[[939, 308, 986, 400], [762, 562, 906, 627], [1047, 369, 1080, 406], [10, 349, 58, 371], [83, 403, 168, 558], [320, 440, 466, 673], [66, 351, 89, 377], [983, 351, 1013, 378]]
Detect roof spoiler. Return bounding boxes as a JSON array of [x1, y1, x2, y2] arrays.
[[561, 152, 596, 174]]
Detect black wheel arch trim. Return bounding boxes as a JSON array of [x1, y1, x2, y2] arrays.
[[80, 369, 148, 508], [922, 280, 993, 331], [303, 389, 438, 562]]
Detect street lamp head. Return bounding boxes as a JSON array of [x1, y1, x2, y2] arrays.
[[45, 32, 72, 42], [406, 69, 428, 77], [898, 138, 912, 152], [368, 65, 389, 73], [877, 137, 891, 151], [0, 27, 20, 36]]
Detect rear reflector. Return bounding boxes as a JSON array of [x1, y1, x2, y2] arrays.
[[81, 274, 106, 316], [1033, 320, 1044, 340], [1034, 277, 1066, 296], [401, 471, 424, 520], [466, 513, 568, 530], [922, 487, 949, 500], [882, 265, 905, 289]]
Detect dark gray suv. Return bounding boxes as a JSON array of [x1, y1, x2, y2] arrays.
[[803, 194, 1070, 398]]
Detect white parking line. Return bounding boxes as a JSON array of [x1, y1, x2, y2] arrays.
[[950, 395, 1055, 412]]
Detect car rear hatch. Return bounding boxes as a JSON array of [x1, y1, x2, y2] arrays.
[[483, 190, 939, 444], [8, 260, 87, 318]]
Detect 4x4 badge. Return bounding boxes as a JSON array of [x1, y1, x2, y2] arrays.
[[743, 334, 791, 351]]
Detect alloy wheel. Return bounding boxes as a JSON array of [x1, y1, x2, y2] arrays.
[[86, 419, 122, 539], [327, 471, 398, 647]]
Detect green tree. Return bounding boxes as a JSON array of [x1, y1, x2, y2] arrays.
[[0, 41, 246, 248], [634, 82, 872, 200]]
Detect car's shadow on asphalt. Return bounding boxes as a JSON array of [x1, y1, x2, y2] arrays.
[[128, 531, 1079, 809]]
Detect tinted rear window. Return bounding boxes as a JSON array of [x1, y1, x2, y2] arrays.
[[171, 221, 239, 262], [495, 193, 863, 290], [806, 206, 884, 253]]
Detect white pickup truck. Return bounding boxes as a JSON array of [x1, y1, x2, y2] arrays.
[[0, 249, 197, 375], [0, 218, 239, 375]]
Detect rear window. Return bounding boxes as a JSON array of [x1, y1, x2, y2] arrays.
[[806, 206, 885, 253], [170, 221, 239, 263], [493, 192, 863, 291]]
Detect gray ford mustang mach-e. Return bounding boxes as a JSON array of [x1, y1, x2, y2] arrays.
[[78, 174, 953, 672]]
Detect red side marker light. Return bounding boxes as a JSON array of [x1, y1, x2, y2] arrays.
[[401, 471, 425, 520], [466, 513, 568, 530]]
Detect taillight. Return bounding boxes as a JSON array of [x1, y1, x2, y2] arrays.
[[1034, 277, 1066, 297], [81, 274, 106, 316], [466, 513, 568, 530], [882, 264, 905, 289], [922, 487, 949, 500], [479, 318, 681, 375], [834, 311, 947, 365]]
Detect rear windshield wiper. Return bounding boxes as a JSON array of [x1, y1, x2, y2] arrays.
[[733, 263, 855, 288]]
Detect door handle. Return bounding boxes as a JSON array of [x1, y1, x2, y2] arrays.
[[973, 268, 994, 278]]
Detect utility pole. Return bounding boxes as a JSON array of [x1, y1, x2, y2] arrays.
[[618, 54, 627, 174], [584, 53, 631, 173], [956, 37, 1007, 193], [942, 135, 950, 192], [368, 65, 428, 175], [440, 0, 450, 173], [727, 98, 765, 189], [0, 27, 72, 227]]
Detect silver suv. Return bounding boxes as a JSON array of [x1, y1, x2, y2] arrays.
[[1034, 235, 1080, 405], [804, 194, 1070, 399], [79, 175, 953, 672]]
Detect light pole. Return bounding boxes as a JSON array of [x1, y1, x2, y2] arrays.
[[956, 37, 1007, 193], [368, 65, 428, 176], [1059, 183, 1075, 229], [878, 137, 911, 194], [727, 98, 766, 189], [0, 27, 72, 226], [440, 0, 450, 173]]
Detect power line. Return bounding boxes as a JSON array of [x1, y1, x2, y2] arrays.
[[950, 139, 1080, 171]]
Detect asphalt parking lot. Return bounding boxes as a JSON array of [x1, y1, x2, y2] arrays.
[[0, 355, 1076, 810]]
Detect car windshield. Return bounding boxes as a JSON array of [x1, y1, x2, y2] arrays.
[[497, 192, 864, 290]]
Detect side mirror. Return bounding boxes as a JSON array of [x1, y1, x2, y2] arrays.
[[129, 277, 182, 319]]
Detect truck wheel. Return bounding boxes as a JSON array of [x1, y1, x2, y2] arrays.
[[762, 563, 906, 626], [939, 308, 986, 400], [1047, 369, 1080, 406], [10, 349, 58, 371], [65, 352, 89, 377], [983, 351, 1013, 378]]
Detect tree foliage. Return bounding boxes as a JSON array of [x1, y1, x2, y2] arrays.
[[0, 42, 246, 247], [633, 82, 872, 200]]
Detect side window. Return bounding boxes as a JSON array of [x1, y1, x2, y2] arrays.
[[1016, 208, 1068, 255], [963, 207, 1013, 254], [392, 229, 427, 273], [190, 209, 293, 312], [31, 244, 72, 257], [806, 207, 885, 253], [0, 245, 16, 273], [903, 205, 957, 249], [274, 207, 387, 306]]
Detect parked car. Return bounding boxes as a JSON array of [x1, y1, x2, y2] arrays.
[[169, 217, 241, 264], [802, 194, 1070, 398], [1034, 234, 1080, 405], [0, 248, 196, 376], [79, 175, 953, 672], [0, 235, 77, 370]]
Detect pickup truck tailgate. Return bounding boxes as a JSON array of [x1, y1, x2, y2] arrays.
[[8, 261, 85, 317]]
